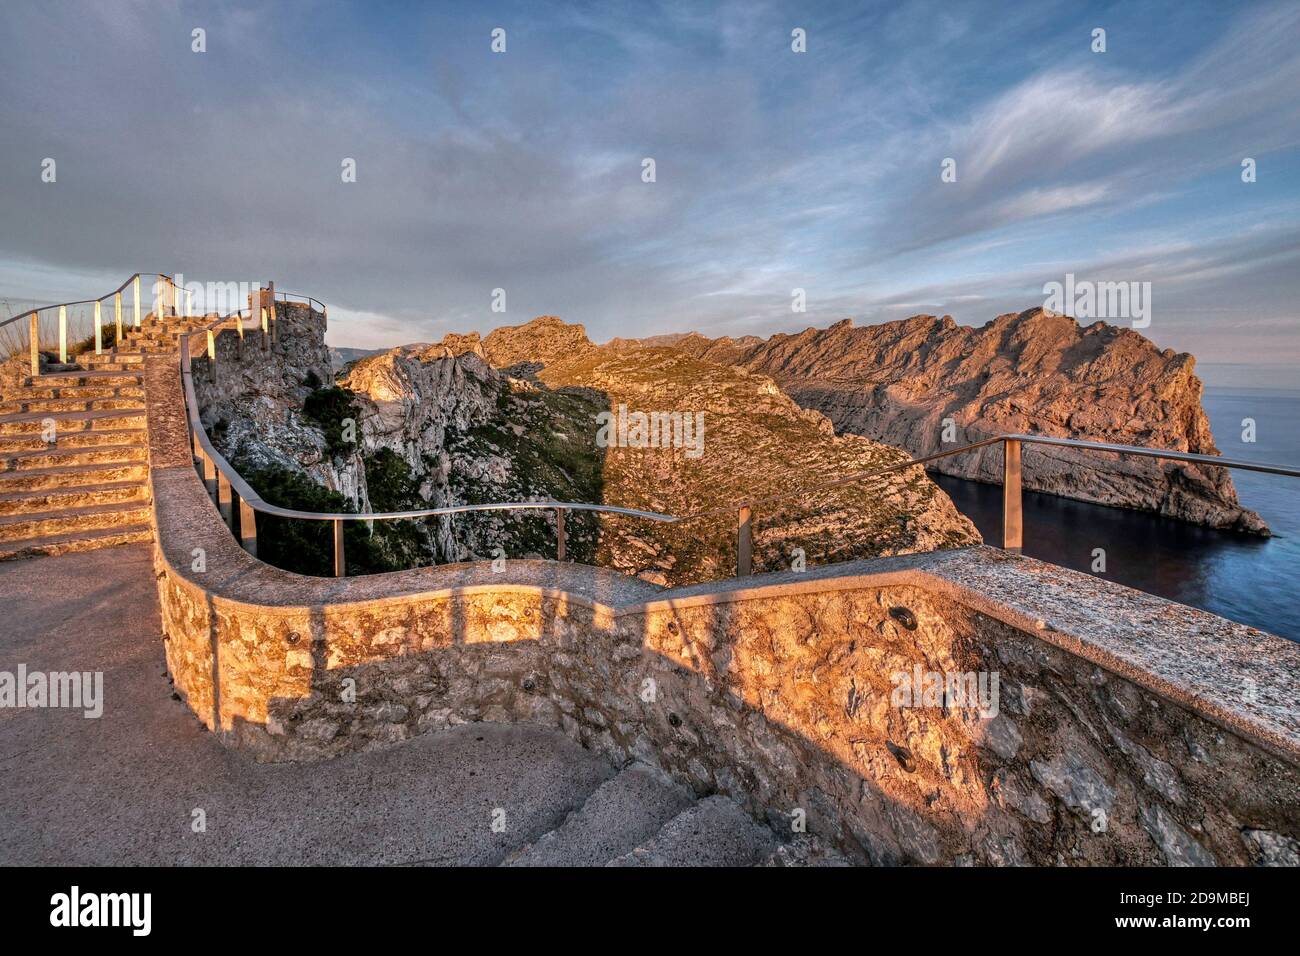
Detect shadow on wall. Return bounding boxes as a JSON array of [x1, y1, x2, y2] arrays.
[[192, 580, 1299, 867]]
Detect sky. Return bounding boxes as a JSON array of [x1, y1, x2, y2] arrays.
[[1, 0, 1298, 385]]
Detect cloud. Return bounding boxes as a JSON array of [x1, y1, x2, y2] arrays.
[[0, 0, 1295, 369]]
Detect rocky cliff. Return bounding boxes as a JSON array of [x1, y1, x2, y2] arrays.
[[199, 310, 980, 582], [454, 319, 980, 582], [662, 309, 1265, 533]]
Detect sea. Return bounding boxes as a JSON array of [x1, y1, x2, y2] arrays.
[[931, 386, 1300, 643]]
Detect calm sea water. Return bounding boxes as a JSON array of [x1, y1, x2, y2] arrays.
[[932, 386, 1300, 643]]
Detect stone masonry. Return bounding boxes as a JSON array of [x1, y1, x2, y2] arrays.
[[144, 315, 1300, 867]]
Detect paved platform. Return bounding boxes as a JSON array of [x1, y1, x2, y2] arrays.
[[0, 545, 615, 865]]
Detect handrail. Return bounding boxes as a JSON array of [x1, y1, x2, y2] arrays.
[[175, 295, 1300, 579], [0, 271, 182, 330], [275, 291, 327, 313], [675, 434, 1300, 522], [2, 272, 194, 376]]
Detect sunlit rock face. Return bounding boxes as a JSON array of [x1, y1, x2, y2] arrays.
[[658, 309, 1266, 534], [433, 317, 981, 583], [197, 310, 980, 583]]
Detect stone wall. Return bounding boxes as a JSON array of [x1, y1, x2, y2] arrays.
[[146, 350, 1300, 866]]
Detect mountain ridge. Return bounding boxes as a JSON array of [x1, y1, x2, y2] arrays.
[[612, 308, 1265, 533]]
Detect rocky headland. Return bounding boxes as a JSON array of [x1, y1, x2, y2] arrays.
[[656, 309, 1265, 534], [198, 310, 979, 582]]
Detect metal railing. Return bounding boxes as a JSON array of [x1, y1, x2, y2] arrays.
[[179, 304, 675, 576], [175, 295, 1300, 580], [0, 273, 194, 376], [274, 290, 327, 314]]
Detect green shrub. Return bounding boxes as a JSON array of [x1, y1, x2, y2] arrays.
[[302, 386, 359, 458], [239, 463, 401, 576]]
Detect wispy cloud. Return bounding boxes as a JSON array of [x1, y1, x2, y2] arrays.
[[0, 0, 1295, 367]]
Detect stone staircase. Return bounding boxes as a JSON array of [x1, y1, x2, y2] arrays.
[[0, 311, 214, 561], [501, 761, 848, 867]]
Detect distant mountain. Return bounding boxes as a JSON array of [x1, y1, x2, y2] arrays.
[[328, 345, 386, 370], [658, 310, 1266, 533]]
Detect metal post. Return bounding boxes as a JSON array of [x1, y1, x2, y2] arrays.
[[94, 300, 102, 354], [737, 504, 753, 576], [333, 519, 346, 577], [238, 498, 257, 557], [133, 276, 141, 328], [1003, 438, 1023, 553], [207, 329, 217, 384], [114, 292, 122, 343], [261, 307, 269, 350], [556, 507, 566, 562], [235, 314, 244, 360], [217, 472, 233, 527], [202, 449, 218, 501], [58, 305, 67, 364], [29, 312, 39, 377]]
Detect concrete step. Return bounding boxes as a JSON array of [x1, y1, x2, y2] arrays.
[[0, 409, 146, 436], [0, 443, 147, 472], [17, 385, 145, 401], [0, 397, 145, 415], [0, 428, 147, 453], [0, 501, 153, 543], [0, 481, 150, 516], [0, 461, 148, 492], [26, 370, 144, 387], [79, 362, 145, 372], [605, 796, 779, 867], [503, 763, 695, 867], [83, 353, 144, 367], [0, 522, 152, 561]]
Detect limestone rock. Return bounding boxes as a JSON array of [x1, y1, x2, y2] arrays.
[[664, 310, 1266, 533]]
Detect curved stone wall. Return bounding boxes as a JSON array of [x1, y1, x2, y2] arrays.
[[145, 353, 1300, 865]]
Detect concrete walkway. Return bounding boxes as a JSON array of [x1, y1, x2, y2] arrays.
[[0, 545, 615, 865]]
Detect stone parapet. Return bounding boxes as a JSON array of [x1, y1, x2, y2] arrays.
[[145, 352, 1300, 865]]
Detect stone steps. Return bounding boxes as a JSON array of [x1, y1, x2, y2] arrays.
[[0, 309, 212, 560], [503, 762, 695, 867], [0, 396, 145, 415], [0, 461, 149, 492], [0, 500, 153, 543], [0, 428, 148, 453], [19, 385, 146, 401], [605, 795, 780, 867], [0, 408, 146, 436], [496, 760, 806, 867], [0, 480, 150, 516], [26, 370, 144, 387], [0, 443, 147, 472], [0, 522, 152, 561], [82, 354, 144, 370]]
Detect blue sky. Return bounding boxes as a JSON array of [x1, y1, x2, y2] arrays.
[[1, 0, 1297, 383]]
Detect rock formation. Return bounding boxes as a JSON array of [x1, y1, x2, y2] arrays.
[[198, 310, 980, 582], [659, 309, 1266, 533]]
